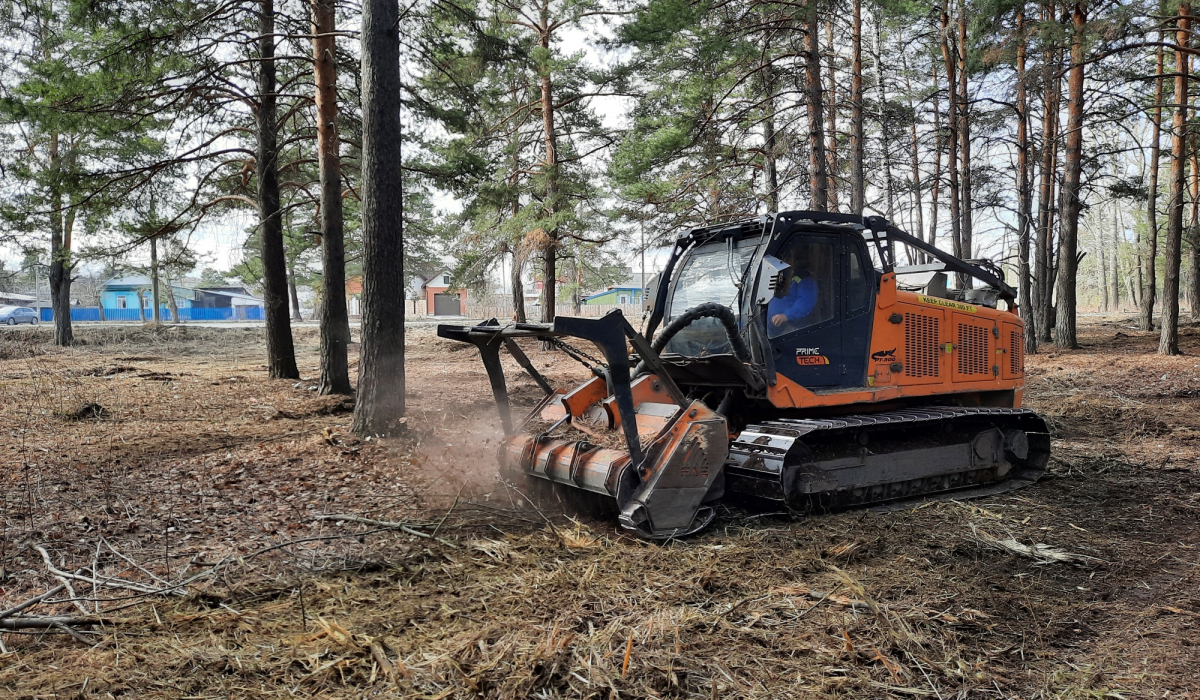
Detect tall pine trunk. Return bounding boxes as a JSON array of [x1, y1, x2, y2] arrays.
[[1160, 1, 1189, 355], [850, 0, 864, 215], [1054, 1, 1086, 349], [1098, 215, 1110, 311], [47, 130, 74, 346], [572, 256, 582, 314], [901, 47, 924, 251], [508, 118, 528, 323], [538, 17, 560, 325], [510, 246, 526, 322], [1163, 21, 1189, 340], [353, 0, 407, 433], [957, 9, 973, 271], [1129, 201, 1142, 309], [805, 6, 829, 211], [826, 20, 839, 211], [929, 59, 942, 251], [1189, 130, 1200, 318], [314, 0, 352, 395], [1035, 15, 1060, 343], [165, 272, 179, 323], [763, 104, 779, 211], [940, 7, 963, 281], [257, 0, 299, 379], [1016, 5, 1036, 354], [1190, 127, 1200, 319], [873, 21, 895, 221], [1112, 206, 1123, 308], [150, 235, 161, 325], [763, 67, 780, 211], [287, 260, 304, 322], [1142, 35, 1164, 330], [1191, 232, 1200, 319]]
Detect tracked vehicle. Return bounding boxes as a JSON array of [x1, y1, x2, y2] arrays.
[[439, 212, 1049, 539]]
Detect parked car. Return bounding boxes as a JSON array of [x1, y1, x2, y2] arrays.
[[0, 306, 39, 325]]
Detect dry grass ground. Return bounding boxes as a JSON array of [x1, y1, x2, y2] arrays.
[[1, 316, 1199, 699]]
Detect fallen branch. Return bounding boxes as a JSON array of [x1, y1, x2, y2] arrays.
[[102, 536, 170, 586], [54, 622, 97, 645], [20, 527, 450, 623], [771, 584, 865, 610], [795, 585, 844, 619], [58, 575, 91, 615], [0, 585, 65, 620], [1158, 605, 1200, 618], [35, 545, 173, 596], [0, 615, 109, 630], [310, 515, 457, 549], [0, 614, 109, 647], [369, 640, 402, 679], [967, 524, 1106, 566]]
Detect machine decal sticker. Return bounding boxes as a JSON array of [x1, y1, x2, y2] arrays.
[[918, 295, 978, 313], [795, 348, 828, 365], [871, 348, 897, 362]]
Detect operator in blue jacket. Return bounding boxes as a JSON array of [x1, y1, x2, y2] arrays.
[[768, 265, 819, 331]]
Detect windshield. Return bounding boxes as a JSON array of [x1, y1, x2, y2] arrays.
[[0, 307, 16, 313], [662, 242, 757, 356]]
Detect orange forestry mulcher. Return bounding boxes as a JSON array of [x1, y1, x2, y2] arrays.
[[439, 212, 1049, 539]]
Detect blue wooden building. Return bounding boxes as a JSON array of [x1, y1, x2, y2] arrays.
[[97, 276, 264, 321], [100, 276, 195, 315]]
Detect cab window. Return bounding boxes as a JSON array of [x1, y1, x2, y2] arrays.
[[767, 238, 837, 338], [662, 242, 756, 356], [846, 248, 872, 314]]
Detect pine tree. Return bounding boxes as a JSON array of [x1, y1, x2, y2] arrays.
[[353, 0, 407, 435]]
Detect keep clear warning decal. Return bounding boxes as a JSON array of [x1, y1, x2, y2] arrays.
[[918, 295, 978, 313], [796, 348, 830, 366]]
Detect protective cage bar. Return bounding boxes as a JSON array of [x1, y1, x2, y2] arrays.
[[667, 211, 1016, 302], [782, 212, 1016, 300]]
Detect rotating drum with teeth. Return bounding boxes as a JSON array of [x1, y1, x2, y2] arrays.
[[500, 400, 730, 540]]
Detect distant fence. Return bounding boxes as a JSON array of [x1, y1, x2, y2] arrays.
[[36, 306, 265, 322], [462, 301, 644, 321], [32, 302, 629, 323], [36, 307, 102, 322]]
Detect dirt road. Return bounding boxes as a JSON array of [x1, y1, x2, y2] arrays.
[[1, 318, 1199, 698]]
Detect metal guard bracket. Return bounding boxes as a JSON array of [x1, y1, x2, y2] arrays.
[[437, 311, 687, 470]]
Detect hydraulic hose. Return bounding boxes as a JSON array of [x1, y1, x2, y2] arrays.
[[635, 303, 750, 376]]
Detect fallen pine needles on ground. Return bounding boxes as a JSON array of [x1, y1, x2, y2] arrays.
[[2, 317, 1200, 698]]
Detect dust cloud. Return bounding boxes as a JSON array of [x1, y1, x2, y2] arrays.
[[404, 406, 526, 510], [401, 396, 619, 525]]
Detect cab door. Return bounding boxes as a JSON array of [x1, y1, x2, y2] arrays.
[[770, 235, 843, 389], [840, 240, 875, 386]]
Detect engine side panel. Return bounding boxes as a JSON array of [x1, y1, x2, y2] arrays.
[[767, 274, 1026, 410]]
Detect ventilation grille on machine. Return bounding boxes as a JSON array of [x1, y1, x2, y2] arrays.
[[1009, 330, 1022, 375], [957, 324, 990, 376], [904, 313, 939, 377]]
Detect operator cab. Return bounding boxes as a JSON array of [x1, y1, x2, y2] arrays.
[[657, 212, 877, 391], [650, 211, 1014, 395]]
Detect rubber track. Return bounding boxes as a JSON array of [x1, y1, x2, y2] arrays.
[[728, 406, 1051, 508]]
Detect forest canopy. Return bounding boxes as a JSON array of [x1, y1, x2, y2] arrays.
[[1, 0, 1198, 357]]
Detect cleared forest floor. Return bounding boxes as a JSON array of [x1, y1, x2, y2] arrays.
[[1, 316, 1200, 699]]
